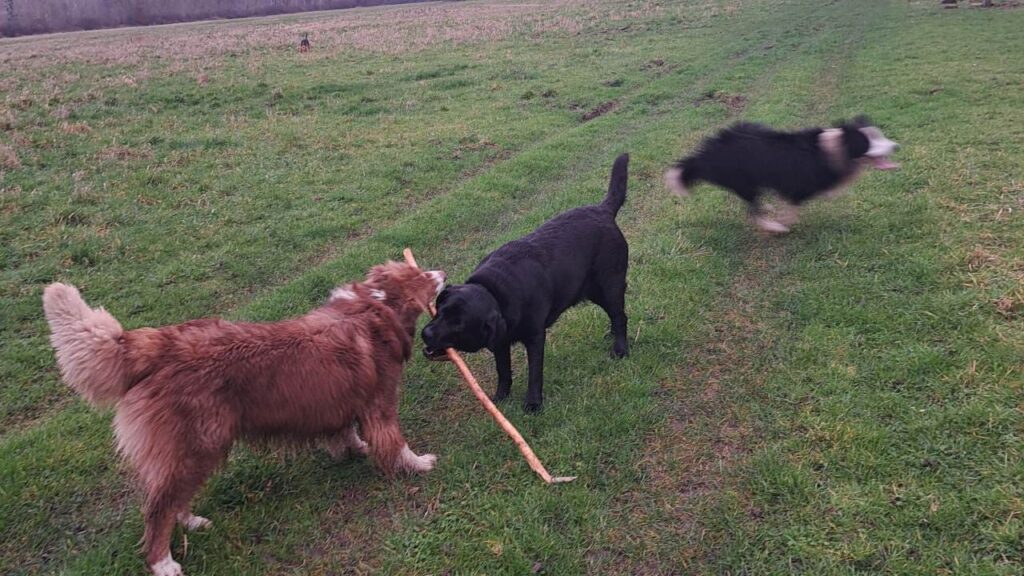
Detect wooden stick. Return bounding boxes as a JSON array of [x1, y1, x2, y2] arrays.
[[404, 248, 576, 484]]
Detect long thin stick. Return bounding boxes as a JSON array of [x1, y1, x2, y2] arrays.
[[404, 248, 576, 484]]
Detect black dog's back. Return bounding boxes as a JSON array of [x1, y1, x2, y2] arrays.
[[469, 154, 629, 329]]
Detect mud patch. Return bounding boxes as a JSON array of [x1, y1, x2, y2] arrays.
[[580, 100, 619, 122], [693, 90, 748, 113]]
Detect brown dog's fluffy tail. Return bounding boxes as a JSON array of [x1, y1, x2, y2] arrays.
[[43, 283, 131, 408]]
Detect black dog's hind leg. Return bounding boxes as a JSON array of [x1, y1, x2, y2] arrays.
[[523, 333, 546, 412], [492, 344, 512, 402], [592, 276, 629, 358], [607, 293, 629, 359]]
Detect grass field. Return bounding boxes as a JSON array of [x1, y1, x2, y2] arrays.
[[2, 0, 1023, 574]]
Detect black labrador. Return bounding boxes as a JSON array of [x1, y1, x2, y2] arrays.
[[421, 154, 630, 412]]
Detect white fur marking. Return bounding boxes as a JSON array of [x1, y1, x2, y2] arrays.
[[754, 217, 790, 234], [347, 428, 369, 454], [818, 128, 845, 170], [325, 425, 369, 460], [399, 444, 437, 473], [151, 553, 183, 576], [861, 126, 898, 158], [427, 270, 446, 295], [664, 167, 689, 197], [329, 285, 357, 302], [177, 512, 212, 532], [369, 289, 386, 301], [776, 202, 800, 227]]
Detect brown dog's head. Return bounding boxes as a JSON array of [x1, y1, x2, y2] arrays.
[[364, 261, 445, 329]]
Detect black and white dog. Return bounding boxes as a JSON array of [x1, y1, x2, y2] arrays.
[[665, 116, 899, 232], [422, 154, 631, 412]]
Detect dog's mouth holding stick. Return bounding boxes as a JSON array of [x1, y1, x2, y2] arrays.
[[403, 248, 576, 485]]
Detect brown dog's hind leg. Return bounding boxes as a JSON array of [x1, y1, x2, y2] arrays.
[[142, 485, 188, 576], [325, 423, 369, 460], [360, 412, 436, 474]]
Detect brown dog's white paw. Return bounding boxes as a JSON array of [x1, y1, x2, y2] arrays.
[[176, 512, 212, 532], [399, 445, 437, 473], [151, 554, 184, 576]]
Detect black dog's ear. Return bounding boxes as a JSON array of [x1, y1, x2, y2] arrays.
[[483, 308, 507, 349]]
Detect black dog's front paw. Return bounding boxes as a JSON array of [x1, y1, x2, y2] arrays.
[[522, 398, 543, 413], [612, 342, 629, 359], [490, 389, 510, 403]]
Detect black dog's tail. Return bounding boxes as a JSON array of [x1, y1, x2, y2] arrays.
[[602, 153, 630, 216], [664, 158, 700, 197]]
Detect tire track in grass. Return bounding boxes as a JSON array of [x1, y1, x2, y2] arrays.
[[595, 3, 885, 572]]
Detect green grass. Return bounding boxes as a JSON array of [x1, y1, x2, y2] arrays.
[[2, 0, 1023, 574]]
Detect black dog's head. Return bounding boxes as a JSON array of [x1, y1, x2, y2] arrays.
[[421, 284, 506, 358]]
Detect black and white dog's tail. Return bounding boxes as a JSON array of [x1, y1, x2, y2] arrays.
[[602, 153, 630, 216], [664, 158, 700, 198]]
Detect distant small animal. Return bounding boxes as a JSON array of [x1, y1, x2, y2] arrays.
[[665, 116, 900, 233], [42, 262, 445, 576], [421, 154, 631, 412], [299, 33, 310, 52]]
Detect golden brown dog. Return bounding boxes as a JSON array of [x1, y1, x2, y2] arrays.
[[42, 262, 445, 576]]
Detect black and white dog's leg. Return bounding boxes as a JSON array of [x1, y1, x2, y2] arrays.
[[523, 333, 546, 413], [776, 200, 801, 227], [492, 344, 513, 402], [747, 195, 790, 233]]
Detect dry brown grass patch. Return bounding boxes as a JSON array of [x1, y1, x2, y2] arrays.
[[97, 144, 152, 162], [1, 108, 17, 130], [60, 121, 92, 135], [994, 290, 1024, 318], [966, 245, 1001, 271], [0, 143, 21, 169]]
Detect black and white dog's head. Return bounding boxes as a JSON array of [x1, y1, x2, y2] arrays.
[[823, 115, 900, 171], [421, 284, 506, 358]]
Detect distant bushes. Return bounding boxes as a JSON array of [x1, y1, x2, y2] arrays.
[[0, 0, 430, 37]]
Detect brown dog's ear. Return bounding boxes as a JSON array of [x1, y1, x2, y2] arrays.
[[436, 286, 452, 306], [365, 260, 400, 285]]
